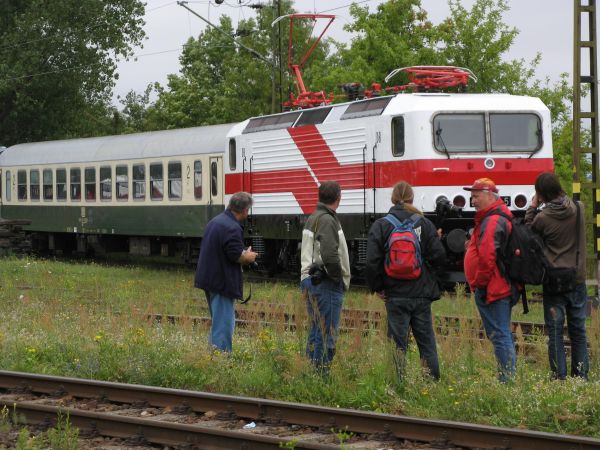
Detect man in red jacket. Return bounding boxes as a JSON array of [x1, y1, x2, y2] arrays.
[[464, 178, 517, 382]]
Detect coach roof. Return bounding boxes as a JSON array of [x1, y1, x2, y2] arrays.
[[1, 123, 234, 167]]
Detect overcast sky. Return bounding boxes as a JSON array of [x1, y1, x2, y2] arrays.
[[113, 0, 577, 105]]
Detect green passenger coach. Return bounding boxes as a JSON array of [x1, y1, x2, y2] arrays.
[[0, 125, 231, 260]]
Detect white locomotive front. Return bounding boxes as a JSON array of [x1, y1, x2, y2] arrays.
[[224, 91, 554, 280]]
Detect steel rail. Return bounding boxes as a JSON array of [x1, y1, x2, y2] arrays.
[[1, 371, 598, 450], [2, 400, 338, 450]]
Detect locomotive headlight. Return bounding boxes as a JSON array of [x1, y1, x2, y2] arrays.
[[514, 194, 527, 209], [452, 195, 466, 208]]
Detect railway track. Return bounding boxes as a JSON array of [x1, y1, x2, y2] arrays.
[[1, 370, 598, 450], [149, 305, 556, 338]]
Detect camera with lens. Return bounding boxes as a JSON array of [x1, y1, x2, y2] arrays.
[[308, 263, 326, 285], [248, 261, 259, 271], [435, 196, 462, 217]]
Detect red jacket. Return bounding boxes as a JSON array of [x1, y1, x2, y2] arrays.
[[464, 199, 514, 303]]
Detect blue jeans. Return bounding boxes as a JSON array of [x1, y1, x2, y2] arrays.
[[301, 277, 344, 373], [543, 282, 589, 379], [206, 291, 235, 352], [475, 289, 516, 382], [385, 297, 440, 381]]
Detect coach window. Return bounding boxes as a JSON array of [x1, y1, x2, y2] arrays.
[[168, 162, 182, 200], [17, 170, 27, 201], [490, 113, 542, 152], [133, 164, 145, 200], [392, 116, 405, 156], [56, 169, 67, 201], [150, 163, 163, 200], [100, 166, 112, 200], [30, 169, 40, 201], [70, 168, 81, 201], [43, 169, 53, 201], [116, 165, 128, 200], [194, 160, 202, 200], [433, 113, 486, 153], [211, 161, 218, 197], [85, 168, 96, 201], [229, 139, 236, 171], [5, 171, 10, 202]]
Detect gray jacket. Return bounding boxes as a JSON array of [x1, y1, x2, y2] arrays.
[[525, 196, 586, 283], [300, 203, 351, 290]]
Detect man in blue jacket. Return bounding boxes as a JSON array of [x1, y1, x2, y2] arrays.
[[195, 192, 257, 352]]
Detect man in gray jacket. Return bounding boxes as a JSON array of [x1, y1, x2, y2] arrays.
[[300, 181, 350, 373], [525, 172, 588, 379]]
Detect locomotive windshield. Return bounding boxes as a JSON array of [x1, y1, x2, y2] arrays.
[[433, 112, 541, 153]]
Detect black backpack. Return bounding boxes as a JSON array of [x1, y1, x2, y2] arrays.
[[487, 211, 549, 313]]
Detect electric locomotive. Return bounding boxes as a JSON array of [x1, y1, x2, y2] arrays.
[[0, 83, 553, 282]]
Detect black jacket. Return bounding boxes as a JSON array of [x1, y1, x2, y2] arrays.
[[195, 210, 245, 299], [365, 205, 446, 300]]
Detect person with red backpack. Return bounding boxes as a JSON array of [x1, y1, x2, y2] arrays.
[[365, 181, 446, 381], [463, 178, 519, 383]]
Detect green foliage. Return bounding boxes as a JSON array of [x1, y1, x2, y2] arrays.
[[46, 413, 79, 450], [0, 0, 146, 146]]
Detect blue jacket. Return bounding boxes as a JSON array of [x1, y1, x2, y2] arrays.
[[195, 210, 244, 299]]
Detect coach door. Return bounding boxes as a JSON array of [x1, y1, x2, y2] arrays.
[[209, 156, 223, 205]]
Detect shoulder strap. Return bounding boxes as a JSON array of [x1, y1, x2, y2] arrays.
[[575, 201, 581, 267], [311, 211, 327, 264], [384, 213, 403, 229]]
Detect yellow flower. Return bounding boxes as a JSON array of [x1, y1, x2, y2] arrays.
[[135, 328, 145, 337], [26, 347, 36, 353], [94, 335, 103, 342]]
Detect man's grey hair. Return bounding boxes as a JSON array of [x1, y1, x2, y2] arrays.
[[227, 191, 253, 213]]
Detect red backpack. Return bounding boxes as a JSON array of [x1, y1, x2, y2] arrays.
[[383, 213, 423, 280]]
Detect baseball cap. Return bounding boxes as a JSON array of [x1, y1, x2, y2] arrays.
[[463, 178, 498, 193]]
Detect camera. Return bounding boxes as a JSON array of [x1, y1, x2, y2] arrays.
[[308, 263, 326, 285], [435, 196, 462, 217], [248, 261, 259, 271]]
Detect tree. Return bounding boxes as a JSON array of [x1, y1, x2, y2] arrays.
[[135, 1, 333, 130], [0, 0, 145, 146]]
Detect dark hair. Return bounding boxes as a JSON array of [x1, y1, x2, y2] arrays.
[[535, 172, 564, 202], [227, 191, 253, 213], [319, 181, 341, 205]]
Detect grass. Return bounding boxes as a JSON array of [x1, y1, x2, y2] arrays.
[[0, 256, 599, 438]]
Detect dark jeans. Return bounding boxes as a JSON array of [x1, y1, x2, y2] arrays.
[[301, 277, 344, 373], [475, 289, 516, 383], [385, 297, 440, 380], [543, 282, 589, 379]]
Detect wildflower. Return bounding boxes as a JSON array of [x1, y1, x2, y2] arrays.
[[26, 347, 36, 354], [135, 328, 145, 337], [94, 335, 103, 342], [448, 387, 454, 392]]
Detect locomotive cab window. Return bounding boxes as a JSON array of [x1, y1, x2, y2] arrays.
[[56, 169, 67, 201], [5, 170, 10, 202], [133, 164, 145, 200], [30, 169, 40, 201], [17, 170, 27, 201], [433, 113, 486, 153], [100, 166, 112, 200], [116, 165, 129, 200], [43, 169, 53, 201], [150, 163, 163, 200], [168, 162, 182, 200], [392, 116, 405, 156], [229, 139, 236, 171], [70, 168, 81, 201], [490, 113, 542, 152], [194, 160, 202, 200], [85, 168, 96, 201]]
